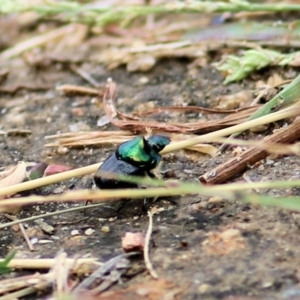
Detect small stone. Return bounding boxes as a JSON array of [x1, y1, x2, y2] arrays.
[[265, 159, 274, 165], [101, 226, 110, 233], [38, 239, 53, 244], [208, 196, 222, 203], [122, 232, 145, 252], [71, 229, 79, 236], [138, 76, 149, 85], [85, 228, 95, 236], [262, 281, 273, 288], [198, 283, 212, 294], [30, 238, 38, 245]]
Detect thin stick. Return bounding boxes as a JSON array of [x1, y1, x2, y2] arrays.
[[200, 118, 300, 184], [4, 215, 34, 251], [144, 211, 158, 279], [19, 223, 34, 252], [56, 84, 99, 96]]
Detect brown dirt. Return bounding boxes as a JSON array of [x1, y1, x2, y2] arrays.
[[1, 23, 300, 300]]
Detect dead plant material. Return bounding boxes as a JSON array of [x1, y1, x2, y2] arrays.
[[0, 24, 87, 60], [1, 257, 100, 273], [0, 272, 53, 296], [56, 84, 100, 96], [144, 211, 158, 279], [5, 129, 32, 136], [0, 162, 27, 213], [136, 104, 259, 117], [73, 252, 140, 295], [46, 131, 218, 156], [200, 118, 300, 184], [45, 132, 134, 148], [102, 79, 259, 134], [5, 214, 35, 251]]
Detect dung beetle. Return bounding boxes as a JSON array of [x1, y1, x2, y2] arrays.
[[94, 135, 170, 190]]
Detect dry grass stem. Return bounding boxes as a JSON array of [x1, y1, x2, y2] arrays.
[[0, 258, 100, 272], [0, 188, 194, 208], [0, 24, 81, 60], [0, 163, 100, 198], [56, 84, 100, 96], [144, 211, 158, 279], [0, 272, 54, 297]]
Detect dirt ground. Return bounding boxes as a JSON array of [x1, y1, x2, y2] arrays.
[[1, 16, 300, 300]]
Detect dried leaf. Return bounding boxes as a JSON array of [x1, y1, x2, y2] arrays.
[[0, 162, 26, 189], [0, 162, 27, 213], [44, 165, 72, 176]]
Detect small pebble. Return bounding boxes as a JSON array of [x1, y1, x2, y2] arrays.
[[262, 281, 273, 288], [30, 238, 38, 245], [38, 239, 53, 244], [101, 226, 110, 233], [85, 228, 95, 236], [138, 76, 149, 85], [198, 283, 212, 294], [71, 229, 80, 236]]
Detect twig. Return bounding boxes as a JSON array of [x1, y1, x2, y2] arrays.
[[19, 223, 34, 251], [137, 105, 258, 116], [56, 84, 100, 96], [73, 252, 139, 293], [144, 211, 158, 279], [200, 118, 300, 184], [4, 215, 34, 251]]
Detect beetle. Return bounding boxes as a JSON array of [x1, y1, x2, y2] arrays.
[[94, 135, 170, 190]]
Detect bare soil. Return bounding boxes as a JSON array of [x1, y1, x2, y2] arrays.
[[1, 35, 300, 300]]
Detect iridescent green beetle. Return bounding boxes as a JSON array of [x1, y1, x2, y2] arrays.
[[94, 135, 170, 189]]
